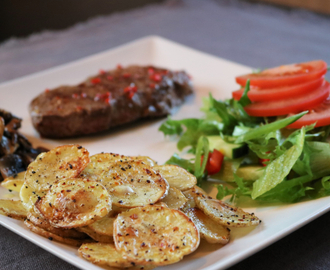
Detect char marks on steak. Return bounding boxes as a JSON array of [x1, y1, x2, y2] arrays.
[[29, 65, 193, 138]]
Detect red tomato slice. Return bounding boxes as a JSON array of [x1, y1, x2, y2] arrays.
[[287, 98, 330, 129], [244, 81, 330, 117], [202, 149, 224, 175], [232, 77, 324, 102], [236, 60, 327, 88]]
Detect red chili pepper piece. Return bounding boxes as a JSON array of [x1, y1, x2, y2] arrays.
[[150, 73, 162, 82], [148, 68, 155, 75], [91, 78, 101, 84], [99, 69, 106, 75]]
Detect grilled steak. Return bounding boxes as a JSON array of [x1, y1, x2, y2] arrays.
[[29, 65, 193, 138]]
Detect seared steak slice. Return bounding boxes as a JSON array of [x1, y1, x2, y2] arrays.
[[29, 65, 193, 138]]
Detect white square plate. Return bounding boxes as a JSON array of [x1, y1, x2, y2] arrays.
[[1, 36, 330, 270]]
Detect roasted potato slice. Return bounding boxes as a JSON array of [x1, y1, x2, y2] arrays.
[[161, 187, 187, 210], [192, 186, 260, 227], [186, 208, 230, 244], [114, 205, 200, 266], [27, 213, 87, 239], [106, 153, 157, 166], [79, 243, 157, 269], [24, 220, 85, 246], [154, 164, 197, 191], [20, 145, 90, 210], [77, 226, 113, 243], [0, 199, 27, 220], [79, 242, 132, 268], [87, 215, 116, 237], [1, 171, 25, 192], [100, 160, 167, 208], [81, 153, 156, 181], [35, 178, 111, 228], [181, 188, 196, 212]]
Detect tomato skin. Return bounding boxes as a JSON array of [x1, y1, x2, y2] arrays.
[[236, 60, 327, 88], [287, 98, 330, 129], [244, 81, 330, 117], [202, 149, 224, 175], [232, 77, 324, 102]]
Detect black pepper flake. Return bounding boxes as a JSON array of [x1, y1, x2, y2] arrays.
[[32, 171, 36, 174], [118, 200, 123, 204], [69, 164, 73, 169], [48, 237, 53, 241], [77, 146, 82, 149], [121, 167, 126, 171]]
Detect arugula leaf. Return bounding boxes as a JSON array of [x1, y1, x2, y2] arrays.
[[238, 79, 251, 107], [251, 128, 305, 199], [194, 136, 209, 185], [235, 111, 307, 143]]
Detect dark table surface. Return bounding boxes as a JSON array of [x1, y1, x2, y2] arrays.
[[1, 0, 330, 269]]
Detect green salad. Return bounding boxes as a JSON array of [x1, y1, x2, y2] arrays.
[[159, 81, 330, 203]]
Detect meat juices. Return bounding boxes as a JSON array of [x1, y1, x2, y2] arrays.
[[29, 65, 193, 138]]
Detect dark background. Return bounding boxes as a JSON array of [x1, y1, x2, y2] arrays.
[[0, 0, 164, 42]]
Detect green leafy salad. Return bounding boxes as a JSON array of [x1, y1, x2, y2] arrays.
[[159, 81, 330, 203]]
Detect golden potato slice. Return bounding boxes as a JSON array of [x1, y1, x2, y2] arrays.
[[24, 220, 85, 246], [192, 186, 260, 227], [1, 171, 25, 192], [100, 160, 167, 208], [81, 153, 156, 181], [77, 226, 113, 243], [79, 242, 132, 268], [106, 153, 157, 166], [0, 199, 27, 220], [35, 178, 111, 228], [88, 215, 116, 237], [154, 165, 197, 191], [186, 208, 230, 244], [20, 145, 90, 210], [27, 213, 87, 239], [181, 189, 196, 212], [161, 187, 187, 210], [114, 205, 200, 266]]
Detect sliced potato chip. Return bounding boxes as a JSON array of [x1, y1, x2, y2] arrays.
[[77, 226, 113, 243], [186, 208, 230, 244], [105, 153, 157, 166], [100, 160, 167, 208], [154, 165, 197, 191], [24, 220, 85, 246], [153, 202, 168, 207], [161, 187, 187, 210], [27, 213, 87, 239], [192, 186, 260, 227], [81, 153, 156, 181], [1, 171, 25, 192], [181, 189, 196, 212], [79, 242, 132, 268], [0, 199, 27, 220], [35, 178, 111, 228], [87, 215, 116, 237], [114, 205, 199, 266], [20, 145, 90, 210]]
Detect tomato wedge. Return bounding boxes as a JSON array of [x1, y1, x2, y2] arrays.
[[202, 149, 224, 175], [287, 98, 330, 129], [244, 81, 330, 117], [232, 77, 324, 102], [236, 60, 327, 88]]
